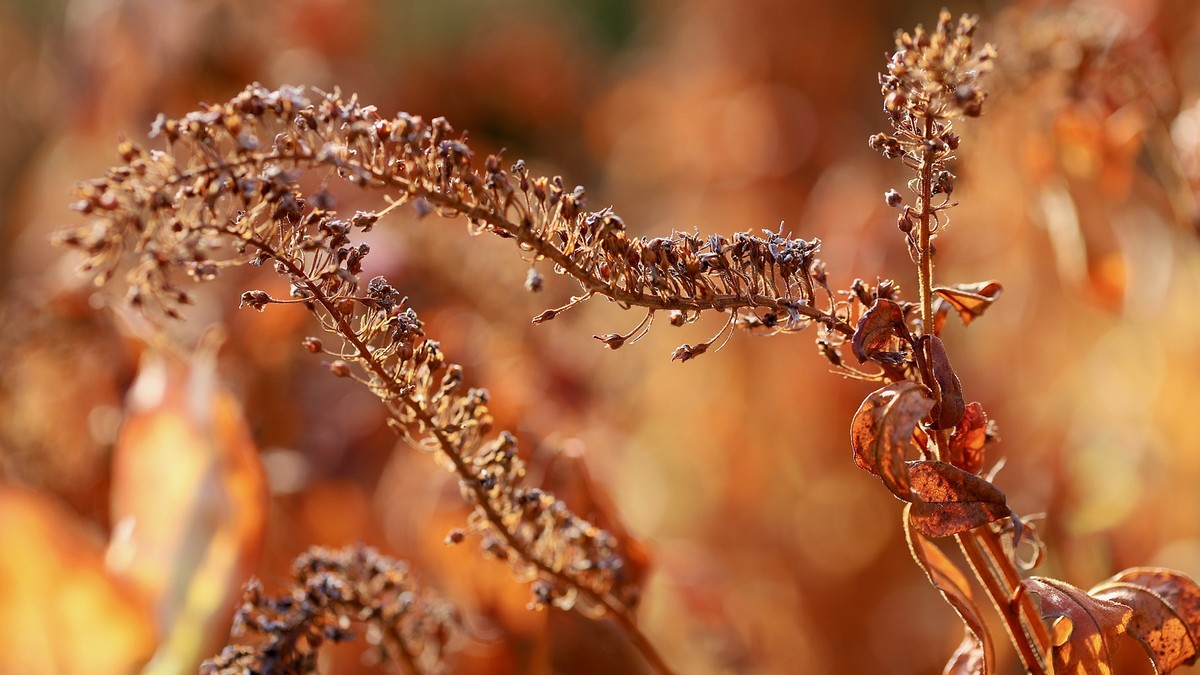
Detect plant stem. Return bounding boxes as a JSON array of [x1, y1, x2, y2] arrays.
[[958, 531, 1049, 674], [975, 526, 1054, 664], [908, 111, 1051, 673], [917, 115, 936, 335]]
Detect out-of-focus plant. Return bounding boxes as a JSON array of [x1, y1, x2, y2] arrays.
[[54, 8, 1200, 674], [202, 545, 456, 675]]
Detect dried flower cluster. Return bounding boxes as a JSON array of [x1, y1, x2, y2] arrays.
[[201, 545, 455, 675], [869, 11, 995, 325]]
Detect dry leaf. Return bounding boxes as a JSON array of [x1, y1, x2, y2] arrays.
[[850, 381, 932, 499], [947, 403, 988, 474], [907, 460, 1012, 537], [1090, 568, 1200, 672], [1025, 576, 1132, 674], [928, 336, 965, 430], [933, 282, 1003, 327], [106, 346, 268, 673], [903, 504, 994, 675], [852, 298, 906, 363]]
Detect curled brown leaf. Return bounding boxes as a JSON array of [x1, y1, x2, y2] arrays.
[[947, 402, 988, 474], [928, 336, 965, 430], [850, 381, 932, 499], [933, 281, 1003, 327], [852, 298, 906, 363], [1025, 576, 1132, 674]]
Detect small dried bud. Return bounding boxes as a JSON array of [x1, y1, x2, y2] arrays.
[[868, 133, 904, 159], [817, 339, 843, 367], [885, 189, 903, 208], [668, 310, 686, 327], [445, 529, 466, 545], [897, 207, 914, 234], [239, 290, 271, 311], [328, 360, 352, 378], [593, 333, 626, 350], [811, 260, 827, 285], [524, 267, 543, 293], [933, 170, 955, 196], [956, 86, 985, 117], [942, 132, 960, 150], [532, 309, 557, 324], [884, 91, 907, 113], [671, 342, 707, 363], [302, 337, 323, 354]]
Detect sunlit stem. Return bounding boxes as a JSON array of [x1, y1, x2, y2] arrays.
[[958, 530, 1051, 675]]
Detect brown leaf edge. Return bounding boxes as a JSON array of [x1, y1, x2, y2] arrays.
[[933, 281, 1003, 327], [1025, 576, 1132, 674], [1090, 568, 1200, 673], [903, 504, 994, 675], [850, 381, 931, 499]]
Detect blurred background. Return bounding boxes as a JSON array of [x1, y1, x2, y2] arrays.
[[1, 0, 1199, 673]]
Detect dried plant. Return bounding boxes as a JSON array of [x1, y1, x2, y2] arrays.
[[55, 9, 1200, 675], [201, 545, 455, 675], [55, 83, 667, 672]]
